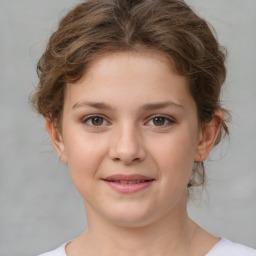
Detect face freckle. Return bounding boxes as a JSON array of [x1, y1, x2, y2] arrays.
[[58, 51, 202, 227]]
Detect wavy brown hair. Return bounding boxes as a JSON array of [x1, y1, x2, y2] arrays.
[[31, 0, 229, 187]]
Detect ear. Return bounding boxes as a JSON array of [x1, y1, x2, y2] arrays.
[[46, 118, 68, 164], [194, 109, 223, 162]]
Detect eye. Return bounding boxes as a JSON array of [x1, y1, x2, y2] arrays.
[[152, 116, 166, 126], [147, 115, 175, 127], [83, 115, 108, 127]]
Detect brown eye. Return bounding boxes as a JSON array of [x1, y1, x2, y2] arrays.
[[152, 117, 166, 126], [91, 116, 104, 126], [147, 115, 175, 128], [83, 115, 107, 127]]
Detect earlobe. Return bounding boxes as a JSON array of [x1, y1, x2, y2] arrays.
[[45, 118, 68, 164], [195, 109, 223, 162]]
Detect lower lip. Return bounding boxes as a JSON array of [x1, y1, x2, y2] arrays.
[[104, 180, 154, 193]]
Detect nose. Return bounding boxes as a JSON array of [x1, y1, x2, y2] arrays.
[[109, 125, 146, 165]]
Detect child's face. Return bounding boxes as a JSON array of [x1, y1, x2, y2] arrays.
[[51, 51, 204, 226]]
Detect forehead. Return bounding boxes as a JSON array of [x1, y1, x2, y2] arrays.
[[84, 50, 177, 79], [64, 51, 193, 110]]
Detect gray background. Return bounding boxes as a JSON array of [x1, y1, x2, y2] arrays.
[[0, 0, 255, 255]]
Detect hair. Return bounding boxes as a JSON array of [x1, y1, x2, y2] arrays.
[[31, 0, 230, 187]]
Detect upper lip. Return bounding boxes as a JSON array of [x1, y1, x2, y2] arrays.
[[103, 174, 155, 182]]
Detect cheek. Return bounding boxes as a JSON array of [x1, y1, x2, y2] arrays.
[[64, 134, 107, 186], [150, 129, 198, 180]]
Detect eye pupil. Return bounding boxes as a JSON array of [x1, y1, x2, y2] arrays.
[[92, 117, 103, 126], [153, 117, 165, 126]]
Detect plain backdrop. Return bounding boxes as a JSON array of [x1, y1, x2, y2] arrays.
[[0, 0, 255, 255]]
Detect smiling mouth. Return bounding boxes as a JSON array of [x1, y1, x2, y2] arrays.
[[102, 174, 155, 193], [103, 174, 155, 183], [104, 179, 153, 184]]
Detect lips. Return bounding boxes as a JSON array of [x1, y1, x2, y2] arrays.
[[109, 180, 150, 184], [102, 174, 155, 193]]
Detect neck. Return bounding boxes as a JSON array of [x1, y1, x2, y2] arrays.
[[68, 194, 205, 256], [87, 215, 196, 256]]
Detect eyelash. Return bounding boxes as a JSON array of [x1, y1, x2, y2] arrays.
[[82, 115, 109, 127], [82, 114, 175, 128], [146, 115, 175, 128]]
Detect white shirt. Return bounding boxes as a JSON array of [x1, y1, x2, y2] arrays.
[[206, 238, 256, 256], [38, 238, 256, 256]]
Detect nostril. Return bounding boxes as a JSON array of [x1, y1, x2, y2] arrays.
[[113, 157, 121, 162], [108, 133, 146, 164], [112, 156, 142, 165]]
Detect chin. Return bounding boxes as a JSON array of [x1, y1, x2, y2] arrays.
[[104, 203, 156, 228]]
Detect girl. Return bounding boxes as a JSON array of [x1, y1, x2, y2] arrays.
[[32, 0, 256, 255]]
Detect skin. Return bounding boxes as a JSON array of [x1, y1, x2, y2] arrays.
[[47, 51, 222, 256]]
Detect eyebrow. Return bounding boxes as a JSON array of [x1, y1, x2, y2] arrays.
[[72, 101, 113, 110], [72, 101, 184, 111], [141, 102, 184, 111]]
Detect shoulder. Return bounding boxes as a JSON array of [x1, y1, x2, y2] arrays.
[[37, 242, 68, 256], [206, 238, 256, 256]]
